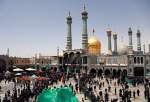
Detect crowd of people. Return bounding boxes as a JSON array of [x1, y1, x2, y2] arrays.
[[79, 73, 150, 102], [0, 67, 80, 102], [0, 67, 150, 102]]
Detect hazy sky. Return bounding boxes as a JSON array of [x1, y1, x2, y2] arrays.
[[0, 0, 150, 57]]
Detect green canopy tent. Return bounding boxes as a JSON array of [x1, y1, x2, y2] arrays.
[[37, 87, 79, 102], [125, 77, 133, 84]]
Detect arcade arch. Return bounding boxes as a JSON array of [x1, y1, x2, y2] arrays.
[[134, 67, 144, 76], [104, 69, 111, 76], [89, 68, 96, 77], [113, 69, 117, 77], [97, 69, 103, 76], [122, 69, 127, 76]]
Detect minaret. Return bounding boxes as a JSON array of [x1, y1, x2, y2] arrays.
[[113, 32, 117, 54], [137, 29, 141, 52], [143, 44, 145, 54], [66, 12, 72, 50], [128, 27, 133, 50], [81, 5, 88, 51], [106, 28, 112, 55]]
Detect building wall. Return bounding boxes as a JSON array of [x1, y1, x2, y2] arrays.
[[9, 57, 31, 66], [0, 55, 9, 72], [98, 55, 128, 65], [146, 54, 150, 72], [35, 56, 58, 65]]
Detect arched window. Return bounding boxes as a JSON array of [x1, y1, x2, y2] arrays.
[[141, 57, 143, 64], [146, 60, 148, 65], [137, 57, 140, 64], [134, 57, 136, 64]]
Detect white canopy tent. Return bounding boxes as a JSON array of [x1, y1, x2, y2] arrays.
[[26, 68, 36, 71], [13, 68, 24, 72]]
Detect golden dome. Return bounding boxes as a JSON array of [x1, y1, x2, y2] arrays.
[[88, 36, 101, 55]]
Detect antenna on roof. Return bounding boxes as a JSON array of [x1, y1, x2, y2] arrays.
[[92, 28, 95, 36]]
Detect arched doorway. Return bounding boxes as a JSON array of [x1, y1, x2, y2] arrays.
[[63, 53, 68, 72], [113, 69, 117, 77], [76, 52, 81, 62], [122, 69, 127, 76], [0, 59, 6, 73], [134, 67, 144, 76], [104, 69, 111, 76], [63, 53, 68, 64], [97, 69, 103, 77], [89, 68, 97, 77], [116, 69, 122, 77], [69, 52, 74, 64]]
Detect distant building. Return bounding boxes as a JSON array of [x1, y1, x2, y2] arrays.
[[9, 57, 32, 66], [33, 54, 58, 67]]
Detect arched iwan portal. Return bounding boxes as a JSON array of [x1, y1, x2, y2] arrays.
[[134, 67, 144, 76], [116, 69, 122, 77], [104, 69, 111, 76], [122, 69, 127, 76], [98, 69, 103, 77], [89, 68, 96, 77], [113, 69, 117, 77]]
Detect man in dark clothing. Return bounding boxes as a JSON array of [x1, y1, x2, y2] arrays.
[[84, 90, 88, 100], [99, 91, 103, 97], [133, 91, 136, 99], [119, 89, 122, 98], [108, 86, 111, 92], [105, 92, 109, 102], [137, 89, 140, 96], [128, 90, 131, 98], [99, 83, 101, 89], [115, 87, 116, 95], [144, 90, 147, 99]]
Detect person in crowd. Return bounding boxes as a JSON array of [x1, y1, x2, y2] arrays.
[[137, 89, 140, 96], [133, 90, 136, 99], [115, 87, 116, 95]]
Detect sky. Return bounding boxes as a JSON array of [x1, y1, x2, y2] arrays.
[[0, 0, 150, 57]]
